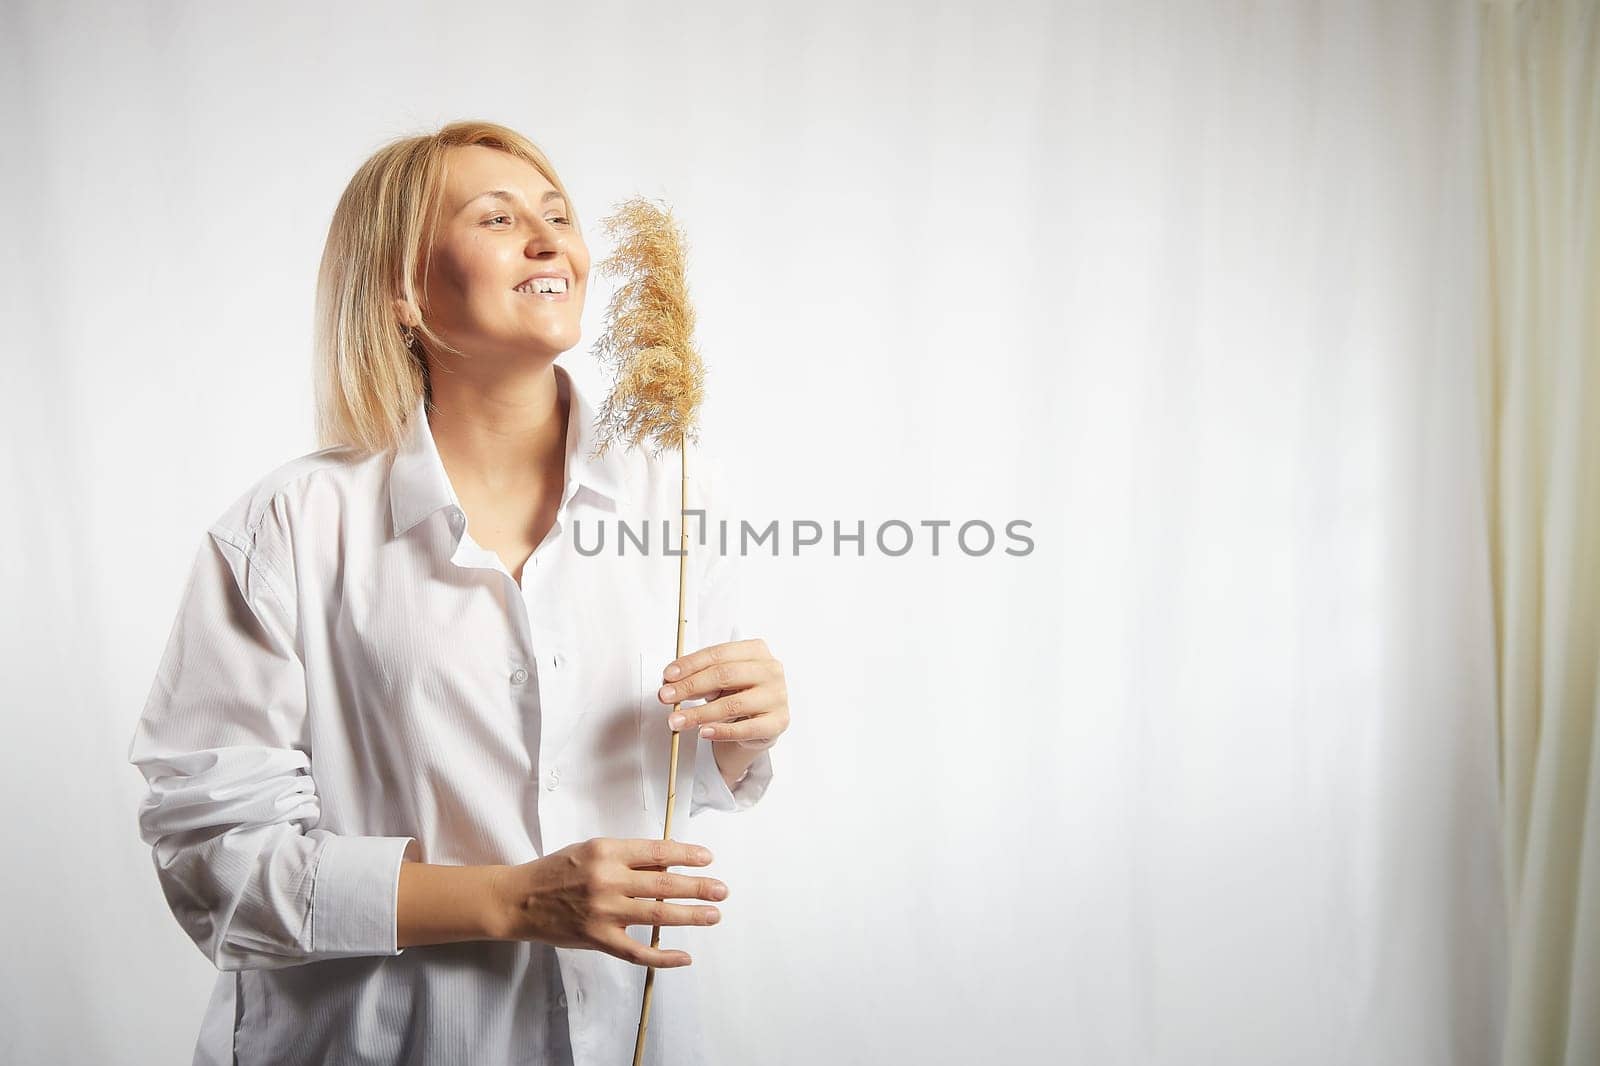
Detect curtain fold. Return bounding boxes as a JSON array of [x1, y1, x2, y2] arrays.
[[1479, 2, 1600, 1063]]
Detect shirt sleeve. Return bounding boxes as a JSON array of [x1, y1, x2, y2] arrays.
[[691, 708, 776, 815], [127, 498, 418, 972], [686, 453, 775, 818]]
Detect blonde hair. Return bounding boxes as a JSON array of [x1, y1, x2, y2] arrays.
[[312, 120, 582, 454]]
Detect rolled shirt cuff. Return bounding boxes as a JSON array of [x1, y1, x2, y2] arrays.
[[693, 747, 774, 814], [311, 834, 418, 957]]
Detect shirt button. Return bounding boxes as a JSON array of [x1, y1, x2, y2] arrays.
[[510, 667, 529, 685], [551, 652, 562, 669], [557, 992, 567, 1007], [545, 768, 560, 791]]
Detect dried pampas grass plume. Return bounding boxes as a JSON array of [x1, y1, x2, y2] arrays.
[[589, 196, 705, 458], [589, 194, 714, 1066]]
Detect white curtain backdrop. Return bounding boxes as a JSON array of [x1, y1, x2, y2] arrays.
[[1481, 1, 1600, 1063], [1, 2, 1509, 1063]]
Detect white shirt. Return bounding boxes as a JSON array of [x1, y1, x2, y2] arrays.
[[127, 362, 774, 1066]]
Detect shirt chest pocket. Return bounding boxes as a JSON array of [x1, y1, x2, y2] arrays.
[[637, 652, 703, 819]]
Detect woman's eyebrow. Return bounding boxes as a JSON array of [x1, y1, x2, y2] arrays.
[[460, 189, 566, 213]]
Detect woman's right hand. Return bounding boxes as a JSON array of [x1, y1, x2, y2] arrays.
[[489, 838, 729, 967]]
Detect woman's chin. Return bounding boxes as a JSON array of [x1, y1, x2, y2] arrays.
[[528, 330, 581, 356], [521, 316, 581, 351]]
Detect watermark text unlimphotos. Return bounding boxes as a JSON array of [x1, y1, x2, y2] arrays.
[[569, 510, 1034, 558]]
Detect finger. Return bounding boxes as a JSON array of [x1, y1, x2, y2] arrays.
[[668, 685, 776, 732], [597, 928, 692, 968], [625, 839, 713, 871], [696, 708, 785, 744], [658, 657, 778, 707], [625, 869, 730, 903], [660, 639, 771, 685], [624, 896, 723, 929]]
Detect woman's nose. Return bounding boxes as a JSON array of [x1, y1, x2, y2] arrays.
[[525, 217, 565, 252]]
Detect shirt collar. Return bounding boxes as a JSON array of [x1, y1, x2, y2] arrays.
[[388, 362, 631, 539]]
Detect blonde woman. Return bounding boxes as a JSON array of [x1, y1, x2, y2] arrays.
[[128, 120, 784, 1066]]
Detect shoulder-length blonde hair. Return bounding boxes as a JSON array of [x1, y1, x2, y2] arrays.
[[312, 120, 582, 454]]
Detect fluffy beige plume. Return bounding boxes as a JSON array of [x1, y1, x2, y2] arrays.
[[588, 196, 705, 457]]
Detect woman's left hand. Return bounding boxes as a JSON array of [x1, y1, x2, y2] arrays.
[[658, 638, 788, 751]]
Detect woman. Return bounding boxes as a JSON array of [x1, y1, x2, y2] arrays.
[[127, 120, 785, 1066]]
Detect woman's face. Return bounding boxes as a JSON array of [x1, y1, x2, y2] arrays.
[[406, 144, 589, 366]]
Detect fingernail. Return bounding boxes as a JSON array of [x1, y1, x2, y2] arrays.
[[699, 726, 714, 738], [660, 685, 676, 701], [669, 714, 686, 730], [664, 664, 681, 680]]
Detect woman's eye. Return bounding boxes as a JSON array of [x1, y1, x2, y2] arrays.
[[485, 215, 512, 225], [547, 215, 571, 226]]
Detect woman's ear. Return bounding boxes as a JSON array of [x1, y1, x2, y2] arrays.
[[392, 297, 418, 330]]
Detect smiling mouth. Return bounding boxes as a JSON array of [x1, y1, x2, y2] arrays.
[[514, 277, 569, 295]]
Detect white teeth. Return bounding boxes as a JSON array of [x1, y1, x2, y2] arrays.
[[517, 277, 567, 294]]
